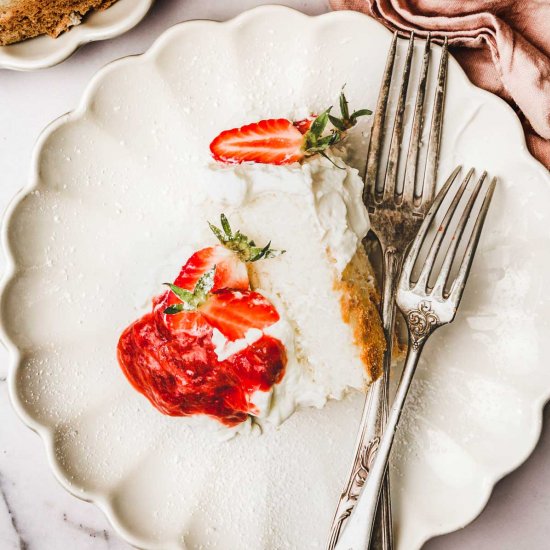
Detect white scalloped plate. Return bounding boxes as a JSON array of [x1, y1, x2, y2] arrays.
[[2, 6, 550, 550], [0, 0, 154, 70]]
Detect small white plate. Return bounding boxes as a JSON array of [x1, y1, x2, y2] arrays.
[[0, 0, 154, 70], [1, 6, 550, 549]]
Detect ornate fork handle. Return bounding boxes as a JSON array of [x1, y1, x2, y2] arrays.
[[334, 304, 437, 550], [327, 247, 402, 550], [326, 378, 385, 548]]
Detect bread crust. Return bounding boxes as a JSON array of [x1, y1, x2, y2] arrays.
[[0, 0, 118, 46]]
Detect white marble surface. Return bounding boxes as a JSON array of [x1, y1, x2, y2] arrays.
[[0, 1, 549, 549]]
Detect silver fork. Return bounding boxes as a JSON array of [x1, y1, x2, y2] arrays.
[[327, 32, 448, 550], [335, 167, 497, 550]]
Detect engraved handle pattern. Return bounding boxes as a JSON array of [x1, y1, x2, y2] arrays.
[[327, 435, 380, 549], [408, 300, 439, 348]]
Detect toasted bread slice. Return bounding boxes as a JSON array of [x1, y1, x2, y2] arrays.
[[0, 0, 117, 46]]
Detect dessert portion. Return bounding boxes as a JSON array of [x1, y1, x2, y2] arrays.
[[118, 217, 289, 427], [117, 91, 386, 433], [0, 0, 118, 46]]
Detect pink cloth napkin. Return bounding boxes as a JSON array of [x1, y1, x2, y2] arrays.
[[330, 0, 550, 170]]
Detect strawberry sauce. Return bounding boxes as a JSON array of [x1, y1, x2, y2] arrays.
[[117, 292, 287, 426]]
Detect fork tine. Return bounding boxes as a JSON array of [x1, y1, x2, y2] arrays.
[[448, 177, 497, 304], [363, 32, 398, 206], [432, 171, 487, 297], [383, 33, 415, 202], [400, 165, 462, 286], [414, 168, 475, 291], [420, 37, 448, 210], [402, 35, 431, 207]]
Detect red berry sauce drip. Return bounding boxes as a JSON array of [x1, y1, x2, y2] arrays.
[[117, 292, 287, 426]]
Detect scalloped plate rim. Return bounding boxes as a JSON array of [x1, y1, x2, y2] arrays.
[[0, 6, 549, 549]]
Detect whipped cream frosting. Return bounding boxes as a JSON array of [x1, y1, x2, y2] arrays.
[[203, 156, 369, 273], [196, 156, 372, 435]]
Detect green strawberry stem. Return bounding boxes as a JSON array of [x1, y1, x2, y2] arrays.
[[164, 267, 216, 314], [303, 88, 371, 160], [208, 214, 285, 262]]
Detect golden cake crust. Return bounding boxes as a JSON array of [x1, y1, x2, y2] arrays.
[[337, 246, 386, 382], [0, 0, 118, 46]]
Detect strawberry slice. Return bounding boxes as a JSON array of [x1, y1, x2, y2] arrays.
[[172, 213, 283, 292], [159, 244, 248, 335], [155, 292, 209, 336], [210, 90, 371, 166], [199, 289, 280, 341], [158, 214, 284, 336], [164, 268, 280, 340], [210, 118, 305, 165], [174, 245, 249, 292], [293, 116, 315, 134]]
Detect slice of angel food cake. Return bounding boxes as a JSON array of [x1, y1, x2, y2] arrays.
[[117, 90, 386, 437]]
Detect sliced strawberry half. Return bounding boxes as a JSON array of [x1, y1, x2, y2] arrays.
[[209, 90, 372, 166], [210, 118, 305, 165], [154, 292, 209, 336], [293, 116, 315, 134], [174, 245, 249, 292], [164, 268, 280, 341], [159, 244, 248, 335], [158, 214, 284, 336], [172, 213, 283, 293], [200, 289, 280, 341]]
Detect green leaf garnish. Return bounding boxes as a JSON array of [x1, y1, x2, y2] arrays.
[[351, 108, 372, 120], [220, 213, 232, 237], [164, 283, 194, 303], [194, 267, 216, 297], [163, 266, 216, 314], [208, 221, 226, 244], [328, 115, 346, 132], [308, 107, 331, 143], [208, 214, 285, 263], [164, 304, 186, 314], [249, 240, 283, 262], [319, 151, 345, 170], [302, 87, 371, 159], [339, 88, 350, 120]]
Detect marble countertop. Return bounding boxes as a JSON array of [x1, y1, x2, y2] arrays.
[[1, 1, 549, 548]]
